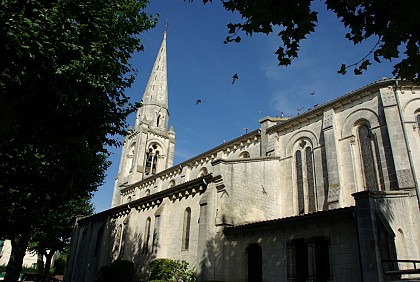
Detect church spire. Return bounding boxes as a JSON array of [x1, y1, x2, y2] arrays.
[[112, 29, 175, 207], [136, 30, 169, 130]]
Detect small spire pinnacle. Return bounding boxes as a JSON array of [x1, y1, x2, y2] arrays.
[[164, 19, 169, 34]]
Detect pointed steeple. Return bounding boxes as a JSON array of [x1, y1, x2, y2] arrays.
[[135, 31, 169, 131], [112, 29, 176, 207]]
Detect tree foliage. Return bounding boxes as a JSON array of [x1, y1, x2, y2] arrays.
[[0, 0, 156, 280], [28, 196, 94, 275], [199, 0, 420, 82]]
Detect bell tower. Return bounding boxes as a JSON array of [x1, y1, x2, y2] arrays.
[[112, 30, 175, 207]]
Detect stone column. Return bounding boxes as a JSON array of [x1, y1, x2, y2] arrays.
[[380, 87, 415, 189], [322, 109, 341, 208], [353, 191, 384, 282]]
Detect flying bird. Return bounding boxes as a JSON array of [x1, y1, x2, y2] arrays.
[[196, 99, 202, 105], [232, 73, 239, 84], [297, 107, 304, 111], [309, 91, 315, 95]]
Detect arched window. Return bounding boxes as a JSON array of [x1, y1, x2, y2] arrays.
[[168, 180, 175, 188], [145, 189, 150, 196], [294, 139, 316, 215], [358, 124, 378, 191], [144, 144, 161, 177], [182, 208, 191, 250], [143, 217, 151, 254]]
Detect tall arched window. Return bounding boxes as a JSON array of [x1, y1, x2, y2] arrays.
[[358, 124, 378, 191], [114, 224, 123, 259], [145, 149, 153, 175], [295, 139, 316, 215], [152, 215, 161, 253], [125, 143, 136, 175], [306, 147, 316, 213], [94, 225, 105, 257], [152, 151, 159, 175], [143, 217, 151, 254], [182, 208, 191, 250], [295, 150, 304, 214]]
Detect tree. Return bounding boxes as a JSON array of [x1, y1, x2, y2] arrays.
[[0, 0, 156, 281], [199, 0, 420, 82], [28, 196, 94, 275]]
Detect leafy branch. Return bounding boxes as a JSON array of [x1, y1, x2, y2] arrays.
[[338, 37, 381, 75]]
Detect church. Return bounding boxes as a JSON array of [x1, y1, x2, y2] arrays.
[[65, 31, 420, 282]]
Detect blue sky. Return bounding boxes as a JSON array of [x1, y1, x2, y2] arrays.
[[92, 0, 395, 212]]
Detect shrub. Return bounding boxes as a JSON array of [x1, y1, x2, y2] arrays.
[[149, 259, 196, 282], [96, 260, 134, 282]]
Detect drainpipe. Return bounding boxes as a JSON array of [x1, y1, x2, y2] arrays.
[[393, 79, 420, 207]]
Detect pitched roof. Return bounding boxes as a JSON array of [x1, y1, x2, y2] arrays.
[[223, 206, 355, 234]]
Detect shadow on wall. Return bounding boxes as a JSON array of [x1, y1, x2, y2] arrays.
[[198, 231, 275, 282], [123, 230, 159, 281], [104, 216, 159, 281]]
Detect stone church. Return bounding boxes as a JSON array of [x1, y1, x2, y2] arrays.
[[66, 32, 420, 282]]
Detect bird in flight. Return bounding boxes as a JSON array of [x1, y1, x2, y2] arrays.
[[297, 107, 304, 111], [309, 91, 315, 95], [196, 99, 202, 105], [232, 73, 239, 84]]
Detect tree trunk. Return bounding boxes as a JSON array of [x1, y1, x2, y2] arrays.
[[4, 232, 31, 282], [44, 250, 55, 275], [37, 251, 45, 274]]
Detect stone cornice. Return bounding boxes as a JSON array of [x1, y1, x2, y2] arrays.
[[78, 174, 216, 225], [266, 78, 405, 135]]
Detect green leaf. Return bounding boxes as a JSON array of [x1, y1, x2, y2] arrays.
[[338, 63, 347, 75]]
